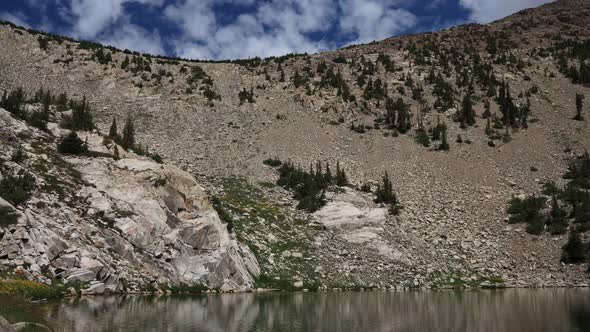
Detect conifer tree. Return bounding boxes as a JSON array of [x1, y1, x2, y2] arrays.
[[113, 145, 120, 160], [374, 172, 397, 205], [561, 227, 587, 264], [459, 92, 476, 127], [438, 123, 449, 151], [121, 56, 130, 70], [121, 117, 135, 151], [108, 118, 118, 139], [547, 196, 568, 235], [335, 162, 348, 186], [482, 99, 491, 119]]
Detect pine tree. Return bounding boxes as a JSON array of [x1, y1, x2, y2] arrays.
[[108, 118, 118, 139], [438, 123, 449, 151], [459, 92, 476, 127], [121, 117, 135, 151], [561, 227, 587, 264], [575, 93, 585, 121], [482, 99, 491, 118], [335, 162, 348, 186], [113, 145, 120, 160], [374, 172, 397, 205], [121, 56, 130, 70]]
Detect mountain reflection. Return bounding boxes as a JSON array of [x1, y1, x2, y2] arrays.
[[2, 289, 589, 332]]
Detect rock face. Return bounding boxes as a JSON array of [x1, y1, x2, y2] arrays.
[[0, 316, 15, 332], [0, 109, 259, 292], [70, 149, 260, 290]]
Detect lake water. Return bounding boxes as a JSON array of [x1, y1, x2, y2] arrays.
[[1, 289, 590, 332]]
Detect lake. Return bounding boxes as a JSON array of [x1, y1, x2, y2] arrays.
[[1, 289, 589, 332]]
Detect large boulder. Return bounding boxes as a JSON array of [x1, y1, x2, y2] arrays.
[[64, 136, 259, 290]]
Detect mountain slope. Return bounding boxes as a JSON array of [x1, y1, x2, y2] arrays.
[[1, 0, 589, 290]]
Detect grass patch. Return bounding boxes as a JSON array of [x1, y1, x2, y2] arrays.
[[0, 279, 64, 301]]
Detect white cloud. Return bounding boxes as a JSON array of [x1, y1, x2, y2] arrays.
[[164, 0, 418, 60], [339, 0, 416, 45], [0, 12, 31, 29], [101, 22, 164, 54], [68, 0, 163, 38], [5, 0, 422, 60], [459, 0, 553, 23]]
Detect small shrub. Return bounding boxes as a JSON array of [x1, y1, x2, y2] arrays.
[[507, 196, 546, 234], [332, 56, 347, 64], [415, 129, 431, 147], [374, 172, 397, 205], [0, 173, 36, 206], [211, 196, 235, 233], [150, 153, 163, 164], [0, 205, 18, 228], [263, 158, 282, 167], [11, 146, 26, 163], [57, 132, 88, 155], [360, 183, 372, 193], [542, 181, 561, 196], [0, 279, 63, 301]]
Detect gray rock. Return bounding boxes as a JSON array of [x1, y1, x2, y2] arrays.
[[81, 282, 105, 295], [65, 269, 96, 284], [0, 315, 15, 332]]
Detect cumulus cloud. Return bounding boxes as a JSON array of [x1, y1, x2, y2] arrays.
[[164, 0, 417, 60], [68, 0, 164, 38], [459, 0, 553, 23], [101, 22, 164, 54], [0, 12, 31, 28], [339, 0, 416, 45]]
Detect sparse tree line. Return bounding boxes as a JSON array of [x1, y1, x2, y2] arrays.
[[507, 151, 590, 270], [264, 159, 348, 212], [105, 117, 163, 163], [1, 87, 94, 132], [264, 158, 401, 214], [0, 86, 165, 225]]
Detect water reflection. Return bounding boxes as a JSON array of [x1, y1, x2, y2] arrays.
[[1, 289, 589, 332]]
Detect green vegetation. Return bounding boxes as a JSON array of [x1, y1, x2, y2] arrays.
[[238, 88, 255, 104], [0, 173, 36, 207], [263, 158, 282, 167], [107, 117, 163, 163], [506, 151, 590, 269], [61, 95, 95, 131], [57, 132, 88, 155], [121, 117, 135, 150], [414, 128, 431, 147], [212, 177, 318, 291], [374, 172, 400, 214], [383, 97, 412, 133], [0, 205, 18, 228], [271, 160, 349, 212], [561, 227, 587, 264], [10, 146, 26, 163], [0, 278, 64, 301], [37, 36, 49, 51], [457, 92, 476, 127]]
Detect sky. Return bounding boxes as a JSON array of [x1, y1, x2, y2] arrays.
[[0, 0, 553, 60]]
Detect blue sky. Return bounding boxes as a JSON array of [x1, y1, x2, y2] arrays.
[[0, 0, 553, 60]]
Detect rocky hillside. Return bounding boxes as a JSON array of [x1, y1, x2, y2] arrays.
[[0, 107, 259, 294], [1, 0, 590, 291]]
